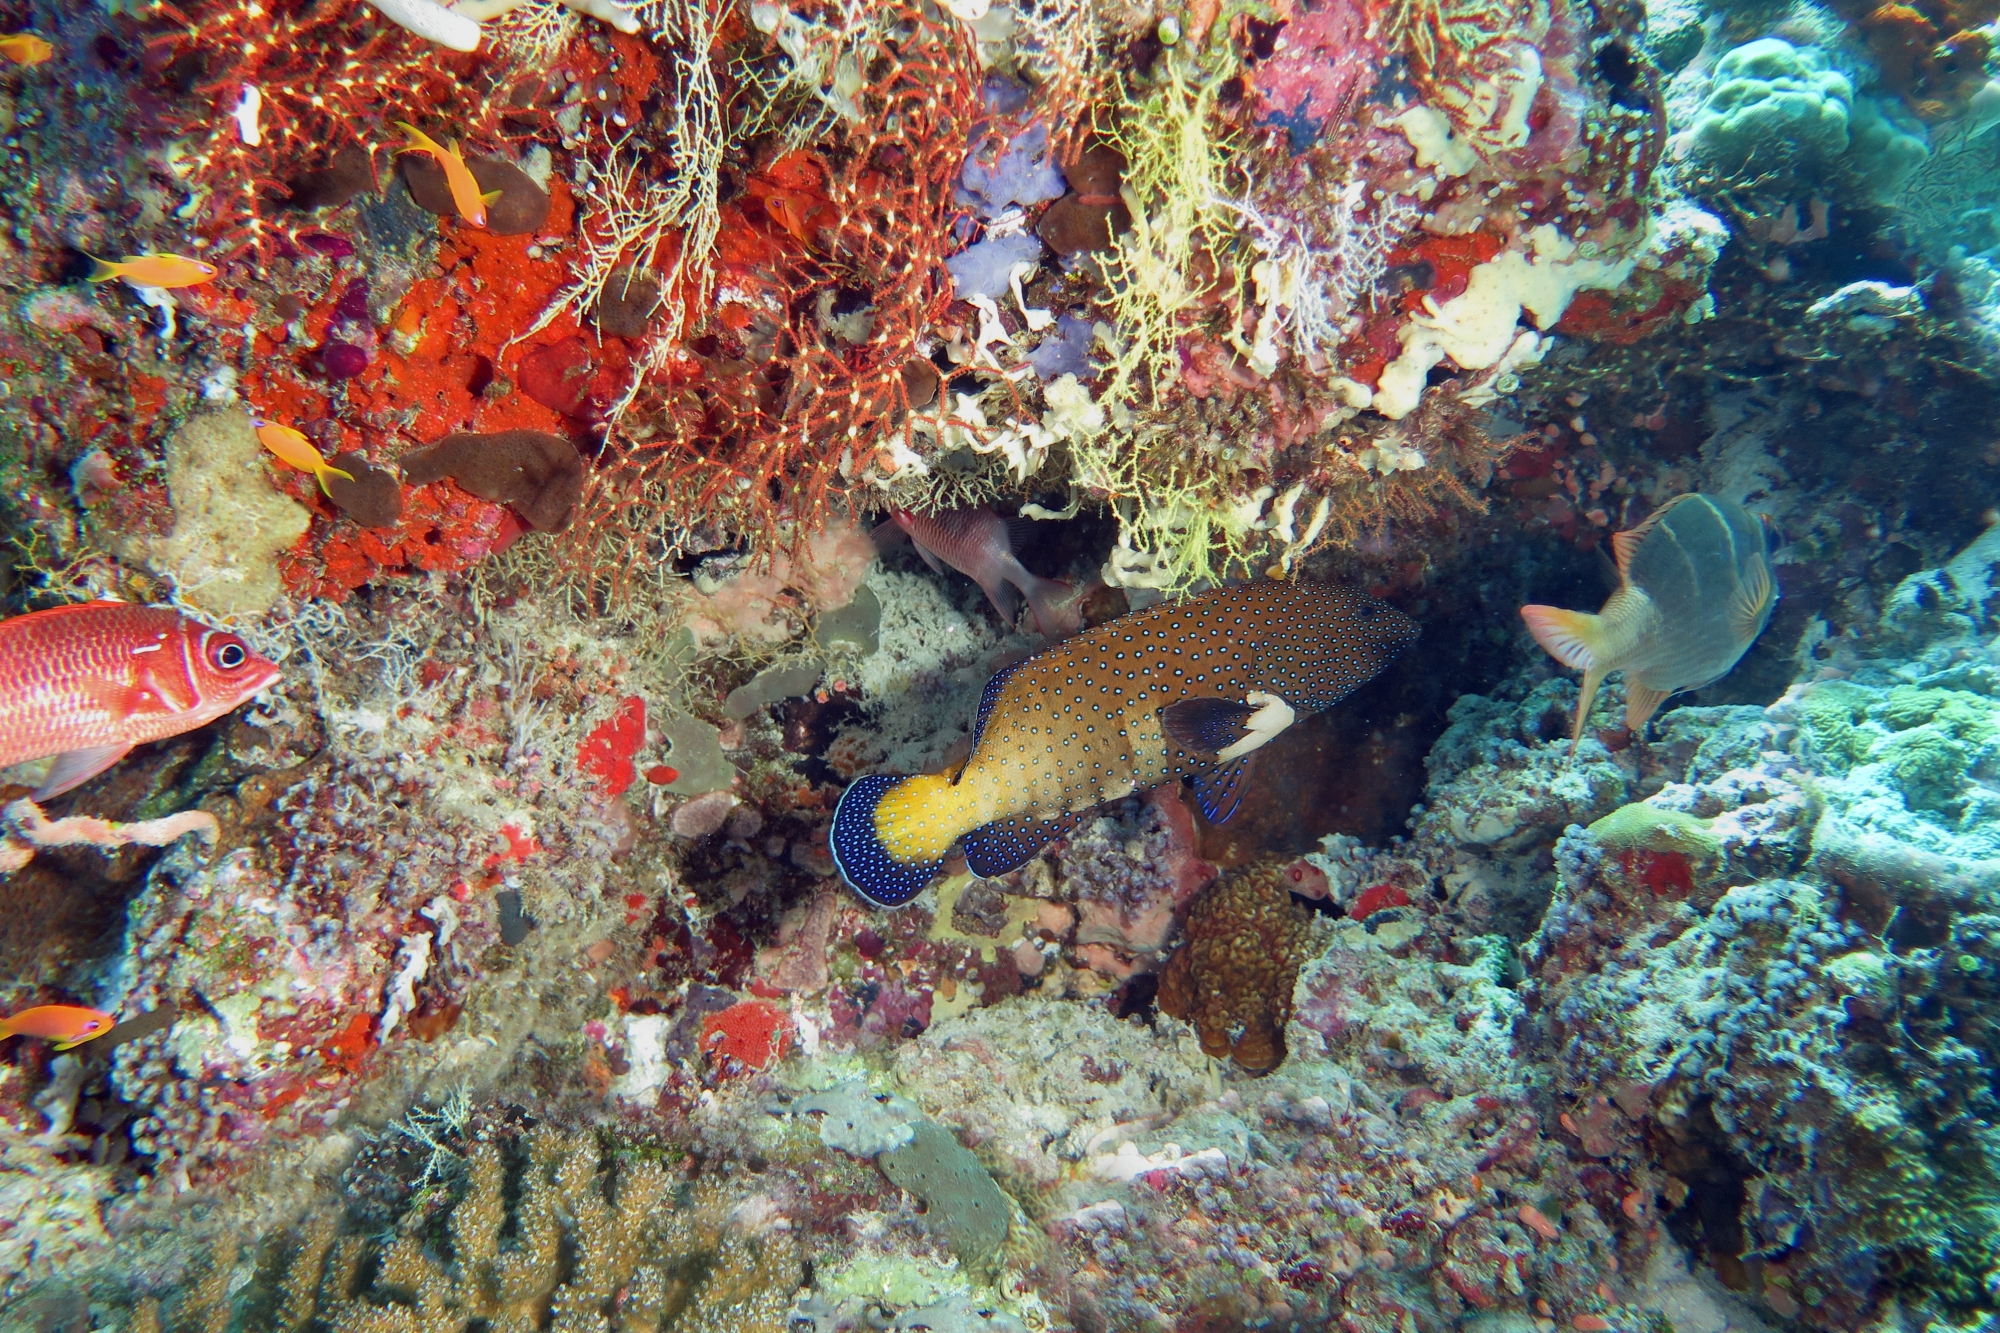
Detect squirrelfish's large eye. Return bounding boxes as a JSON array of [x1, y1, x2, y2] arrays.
[[207, 634, 250, 671]]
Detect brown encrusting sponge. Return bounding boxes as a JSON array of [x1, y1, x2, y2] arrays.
[[1158, 860, 1314, 1073], [322, 452, 405, 529], [402, 430, 585, 532]]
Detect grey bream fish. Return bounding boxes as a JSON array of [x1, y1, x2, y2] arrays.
[[1521, 492, 1777, 749], [828, 579, 1419, 908]]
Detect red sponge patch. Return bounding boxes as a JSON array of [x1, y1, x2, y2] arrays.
[[700, 1000, 791, 1075], [578, 696, 646, 797]]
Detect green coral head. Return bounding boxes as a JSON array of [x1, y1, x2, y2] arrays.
[[1586, 802, 1724, 858]]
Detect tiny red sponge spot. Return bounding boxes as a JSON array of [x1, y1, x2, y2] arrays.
[[1350, 883, 1411, 918], [645, 764, 680, 784]]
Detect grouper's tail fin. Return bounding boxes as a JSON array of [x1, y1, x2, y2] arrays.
[[830, 774, 946, 909]]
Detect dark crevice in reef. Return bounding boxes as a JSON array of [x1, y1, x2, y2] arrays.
[[1653, 1096, 1764, 1293]]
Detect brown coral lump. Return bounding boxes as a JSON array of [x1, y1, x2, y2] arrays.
[[1157, 859, 1314, 1073]]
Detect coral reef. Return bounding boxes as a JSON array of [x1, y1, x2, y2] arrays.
[[9, 0, 2000, 1318]]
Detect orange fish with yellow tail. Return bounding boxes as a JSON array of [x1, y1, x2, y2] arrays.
[[254, 419, 354, 497], [1522, 493, 1777, 751], [830, 580, 1416, 908], [393, 122, 500, 227], [0, 604, 280, 798], [0, 1004, 116, 1051], [0, 33, 55, 65], [85, 253, 219, 289]]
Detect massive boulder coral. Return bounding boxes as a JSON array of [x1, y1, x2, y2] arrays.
[[1685, 39, 1856, 182], [1157, 860, 1315, 1072]]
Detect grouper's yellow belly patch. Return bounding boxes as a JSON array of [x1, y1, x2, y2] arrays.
[[873, 773, 981, 863]]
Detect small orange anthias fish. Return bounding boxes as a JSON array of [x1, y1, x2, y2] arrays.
[[830, 580, 1417, 907], [879, 507, 1080, 638], [1522, 493, 1778, 751], [254, 419, 354, 497], [86, 252, 219, 289], [0, 1004, 116, 1051], [0, 32, 56, 65], [0, 603, 280, 797], [393, 121, 499, 227]]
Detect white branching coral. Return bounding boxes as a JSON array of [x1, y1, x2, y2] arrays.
[[364, 0, 636, 49], [738, 0, 893, 144], [1221, 177, 1425, 372], [511, 0, 726, 425]]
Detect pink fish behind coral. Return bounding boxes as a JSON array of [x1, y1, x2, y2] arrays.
[[0, 603, 280, 797], [881, 507, 1080, 638]]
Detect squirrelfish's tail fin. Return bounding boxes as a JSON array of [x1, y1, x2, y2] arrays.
[[1520, 605, 1609, 755], [1018, 570, 1080, 639], [996, 553, 1078, 639], [830, 773, 945, 908]]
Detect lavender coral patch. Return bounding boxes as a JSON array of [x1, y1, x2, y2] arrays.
[[956, 120, 1066, 218], [945, 234, 1044, 301], [1027, 314, 1095, 380]]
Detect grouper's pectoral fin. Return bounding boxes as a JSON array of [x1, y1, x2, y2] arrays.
[[962, 810, 1082, 878], [1159, 697, 1256, 758], [1160, 694, 1297, 766]]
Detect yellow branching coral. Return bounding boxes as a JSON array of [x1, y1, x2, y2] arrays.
[[1100, 50, 1245, 410], [144, 1128, 801, 1333]]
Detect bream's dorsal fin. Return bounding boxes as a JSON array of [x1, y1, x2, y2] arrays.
[[1611, 493, 1700, 577]]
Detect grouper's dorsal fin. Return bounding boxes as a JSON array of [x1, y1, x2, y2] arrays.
[[970, 655, 1028, 749], [1612, 493, 1699, 576]]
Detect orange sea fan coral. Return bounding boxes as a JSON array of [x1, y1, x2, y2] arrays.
[[560, 1, 981, 573], [149, 0, 533, 254]]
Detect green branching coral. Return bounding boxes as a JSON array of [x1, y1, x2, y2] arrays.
[[131, 1128, 801, 1333]]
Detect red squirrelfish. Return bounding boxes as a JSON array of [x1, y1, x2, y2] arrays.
[[0, 604, 281, 798], [0, 1004, 116, 1050], [1522, 492, 1777, 750], [829, 579, 1417, 907], [881, 507, 1080, 638]]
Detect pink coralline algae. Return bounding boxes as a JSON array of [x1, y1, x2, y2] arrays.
[[1250, 0, 1386, 148]]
